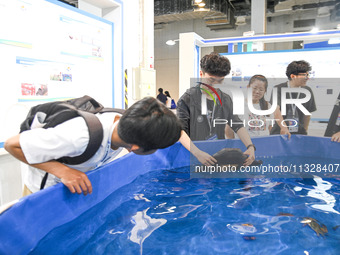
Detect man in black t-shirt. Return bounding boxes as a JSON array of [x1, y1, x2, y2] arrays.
[[177, 52, 256, 166], [157, 88, 167, 105], [270, 60, 317, 135]]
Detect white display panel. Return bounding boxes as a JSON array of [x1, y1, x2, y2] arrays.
[[223, 48, 340, 121], [0, 0, 114, 145]]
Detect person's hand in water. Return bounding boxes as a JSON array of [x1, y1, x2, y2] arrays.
[[193, 149, 217, 166], [243, 147, 255, 166]]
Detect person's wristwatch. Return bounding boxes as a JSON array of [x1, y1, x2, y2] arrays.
[[246, 144, 256, 151]]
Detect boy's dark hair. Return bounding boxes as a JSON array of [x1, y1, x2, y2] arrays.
[[118, 97, 182, 151], [158, 88, 163, 93], [286, 60, 311, 80], [247, 74, 269, 111], [200, 52, 231, 77]]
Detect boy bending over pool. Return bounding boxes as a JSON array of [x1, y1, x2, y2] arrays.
[[5, 97, 182, 196]]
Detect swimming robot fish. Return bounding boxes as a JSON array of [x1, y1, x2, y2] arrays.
[[212, 148, 263, 168]]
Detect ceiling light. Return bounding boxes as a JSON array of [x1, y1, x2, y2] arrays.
[[198, 2, 206, 7], [195, 7, 209, 12], [194, 0, 202, 3], [166, 39, 179, 46]]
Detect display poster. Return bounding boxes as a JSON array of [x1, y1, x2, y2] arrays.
[[0, 0, 113, 145]]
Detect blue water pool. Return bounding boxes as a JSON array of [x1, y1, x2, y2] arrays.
[[1, 136, 340, 254]]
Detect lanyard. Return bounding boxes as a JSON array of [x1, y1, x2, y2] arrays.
[[288, 91, 300, 116], [206, 95, 216, 134], [200, 83, 217, 135]]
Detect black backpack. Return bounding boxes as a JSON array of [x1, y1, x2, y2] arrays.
[[20, 95, 125, 189]]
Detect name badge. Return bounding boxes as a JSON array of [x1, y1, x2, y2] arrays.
[[288, 118, 299, 133]]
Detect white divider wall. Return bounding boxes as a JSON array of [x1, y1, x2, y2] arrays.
[[179, 33, 203, 98], [0, 0, 125, 206]]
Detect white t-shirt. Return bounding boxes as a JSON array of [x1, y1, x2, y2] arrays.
[[20, 112, 123, 192], [239, 101, 274, 137]]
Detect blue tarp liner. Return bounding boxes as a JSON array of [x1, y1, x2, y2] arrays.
[[0, 135, 339, 254]]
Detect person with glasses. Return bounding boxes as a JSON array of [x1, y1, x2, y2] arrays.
[[270, 60, 316, 135], [226, 75, 290, 138]]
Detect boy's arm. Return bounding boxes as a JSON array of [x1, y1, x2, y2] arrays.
[[274, 105, 291, 139], [179, 130, 216, 166], [235, 127, 255, 166], [5, 134, 92, 195], [303, 115, 311, 132], [225, 124, 235, 139], [176, 97, 190, 135]]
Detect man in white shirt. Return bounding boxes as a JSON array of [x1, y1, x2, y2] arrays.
[[5, 97, 182, 196]]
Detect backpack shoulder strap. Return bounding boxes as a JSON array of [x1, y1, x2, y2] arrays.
[[40, 110, 104, 190], [100, 107, 125, 115], [57, 107, 126, 165], [57, 110, 104, 165]]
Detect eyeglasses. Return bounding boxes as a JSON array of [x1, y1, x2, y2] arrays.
[[296, 73, 310, 79]]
